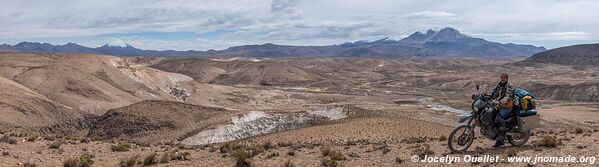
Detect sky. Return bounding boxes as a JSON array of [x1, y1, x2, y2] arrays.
[[1, 0, 598, 50]]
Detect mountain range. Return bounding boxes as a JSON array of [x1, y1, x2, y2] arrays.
[[0, 27, 546, 58]]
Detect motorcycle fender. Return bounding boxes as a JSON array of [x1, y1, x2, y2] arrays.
[[458, 114, 473, 124]]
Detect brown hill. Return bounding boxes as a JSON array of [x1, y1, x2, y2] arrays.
[[522, 43, 599, 65], [0, 52, 195, 115], [0, 75, 90, 135], [88, 100, 235, 142]]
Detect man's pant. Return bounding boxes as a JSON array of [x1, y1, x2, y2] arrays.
[[495, 108, 512, 140]]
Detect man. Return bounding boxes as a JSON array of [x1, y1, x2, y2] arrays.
[[490, 73, 514, 147]]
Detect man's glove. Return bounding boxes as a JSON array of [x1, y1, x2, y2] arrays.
[[492, 100, 500, 108]]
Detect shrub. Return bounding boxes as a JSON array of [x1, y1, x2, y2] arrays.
[[118, 156, 138, 167], [402, 137, 427, 144], [143, 153, 157, 165], [8, 138, 17, 144], [329, 150, 345, 161], [2, 151, 9, 156], [395, 157, 403, 164], [232, 149, 252, 167], [266, 152, 279, 159], [1, 135, 17, 145], [411, 144, 434, 159], [278, 142, 293, 147], [382, 147, 391, 154], [321, 157, 341, 167], [159, 152, 170, 163], [63, 157, 79, 167], [263, 141, 274, 150], [80, 138, 90, 143], [219, 142, 240, 153], [534, 136, 559, 147], [79, 154, 94, 167], [171, 151, 191, 161], [63, 154, 94, 167], [43, 136, 56, 141], [49, 141, 63, 149], [320, 146, 332, 157], [438, 135, 447, 141], [286, 150, 296, 156], [23, 161, 36, 167], [574, 128, 584, 134], [284, 159, 294, 167], [111, 143, 130, 152], [27, 134, 38, 142], [249, 144, 265, 157], [505, 149, 518, 157]]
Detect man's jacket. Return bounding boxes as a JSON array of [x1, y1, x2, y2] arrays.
[[491, 82, 514, 109]]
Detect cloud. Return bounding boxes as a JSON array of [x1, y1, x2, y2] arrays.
[[271, 0, 301, 13], [471, 31, 593, 41], [403, 11, 457, 19], [0, 0, 598, 50]]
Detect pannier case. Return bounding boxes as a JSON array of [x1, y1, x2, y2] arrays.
[[518, 114, 540, 132]]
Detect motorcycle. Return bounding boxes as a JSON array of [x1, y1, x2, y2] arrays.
[[447, 85, 539, 152]]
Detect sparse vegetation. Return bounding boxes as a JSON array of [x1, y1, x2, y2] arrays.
[[278, 141, 293, 147], [0, 135, 17, 144], [373, 144, 391, 154], [395, 157, 404, 164], [79, 154, 94, 167], [80, 138, 90, 143], [143, 153, 157, 165], [63, 157, 79, 167], [49, 141, 63, 149], [232, 148, 252, 167], [284, 159, 294, 167], [320, 146, 332, 157], [320, 146, 344, 167], [171, 151, 191, 161], [23, 161, 36, 167], [159, 152, 170, 163], [321, 157, 342, 167], [63, 153, 94, 167], [411, 143, 434, 159], [534, 135, 559, 147], [2, 151, 9, 156], [220, 142, 240, 153], [574, 127, 584, 134], [118, 156, 138, 167], [263, 141, 275, 150], [266, 152, 279, 159], [506, 149, 518, 157], [438, 135, 447, 141], [286, 150, 296, 156], [402, 137, 427, 144], [111, 143, 130, 152], [27, 134, 38, 142]]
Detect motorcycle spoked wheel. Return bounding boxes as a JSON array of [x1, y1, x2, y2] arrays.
[[507, 130, 531, 146], [448, 125, 475, 153]]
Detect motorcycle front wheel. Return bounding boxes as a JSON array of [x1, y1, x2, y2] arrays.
[[448, 125, 475, 153], [507, 130, 530, 146]]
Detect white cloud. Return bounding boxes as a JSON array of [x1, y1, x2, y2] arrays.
[[0, 0, 598, 50], [471, 32, 593, 41]]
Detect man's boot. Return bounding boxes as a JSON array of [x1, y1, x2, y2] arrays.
[[492, 133, 506, 147], [492, 140, 505, 147]]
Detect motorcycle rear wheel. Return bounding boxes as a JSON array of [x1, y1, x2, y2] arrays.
[[507, 130, 530, 146], [448, 125, 475, 153]]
